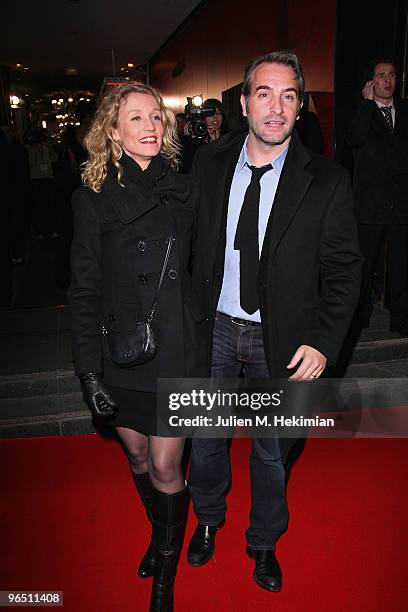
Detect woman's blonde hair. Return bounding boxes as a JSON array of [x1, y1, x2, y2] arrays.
[[82, 82, 180, 192]]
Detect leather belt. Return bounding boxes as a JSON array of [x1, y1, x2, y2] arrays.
[[216, 311, 261, 326]]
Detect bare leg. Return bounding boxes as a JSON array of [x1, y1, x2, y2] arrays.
[[148, 436, 185, 494], [116, 426, 148, 475]]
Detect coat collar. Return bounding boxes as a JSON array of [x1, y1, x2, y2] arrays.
[[204, 128, 248, 235], [208, 128, 313, 259], [260, 131, 313, 265], [102, 156, 190, 224]]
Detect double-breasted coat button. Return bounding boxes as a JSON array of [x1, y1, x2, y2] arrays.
[[168, 269, 177, 280], [215, 270, 221, 278], [138, 274, 148, 283], [107, 313, 116, 322], [204, 278, 210, 284], [137, 240, 146, 251], [161, 195, 168, 205]]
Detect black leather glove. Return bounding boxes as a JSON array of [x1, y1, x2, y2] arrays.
[[79, 372, 118, 417]]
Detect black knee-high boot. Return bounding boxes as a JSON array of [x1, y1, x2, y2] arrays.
[[132, 472, 155, 578], [149, 486, 189, 612]]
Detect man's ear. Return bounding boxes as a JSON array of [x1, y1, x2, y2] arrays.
[[240, 94, 247, 117]]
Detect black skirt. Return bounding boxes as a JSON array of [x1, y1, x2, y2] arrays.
[[105, 311, 198, 436], [105, 385, 158, 435]]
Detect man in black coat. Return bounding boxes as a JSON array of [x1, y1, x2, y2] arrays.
[[346, 57, 408, 333], [187, 51, 362, 592]]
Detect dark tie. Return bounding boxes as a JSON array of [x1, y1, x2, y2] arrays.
[[234, 163, 272, 314], [381, 106, 393, 132]]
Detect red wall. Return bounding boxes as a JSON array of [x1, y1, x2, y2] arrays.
[[150, 0, 336, 154], [288, 0, 336, 92], [150, 0, 283, 110]]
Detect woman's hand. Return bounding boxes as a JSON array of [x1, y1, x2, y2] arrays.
[[79, 372, 118, 416]]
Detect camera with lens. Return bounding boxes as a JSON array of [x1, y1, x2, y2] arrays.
[[184, 104, 217, 138]]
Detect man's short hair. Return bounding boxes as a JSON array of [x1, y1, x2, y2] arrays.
[[364, 56, 397, 82], [242, 51, 305, 103]]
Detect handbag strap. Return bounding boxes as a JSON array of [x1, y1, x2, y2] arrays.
[[147, 235, 174, 324]]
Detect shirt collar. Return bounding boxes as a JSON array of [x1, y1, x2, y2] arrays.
[[375, 98, 394, 109], [237, 135, 288, 176]]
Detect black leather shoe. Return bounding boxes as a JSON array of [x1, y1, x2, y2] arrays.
[[187, 523, 220, 566], [138, 543, 155, 578], [390, 321, 408, 336], [246, 547, 282, 592]]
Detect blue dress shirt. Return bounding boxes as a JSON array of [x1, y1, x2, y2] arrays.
[[217, 137, 288, 322]]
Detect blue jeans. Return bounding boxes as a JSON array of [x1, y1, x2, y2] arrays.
[[188, 312, 288, 550]]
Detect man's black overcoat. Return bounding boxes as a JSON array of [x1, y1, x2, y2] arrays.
[[191, 129, 363, 379], [346, 98, 408, 224]]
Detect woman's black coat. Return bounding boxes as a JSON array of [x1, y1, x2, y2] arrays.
[[68, 156, 205, 392]]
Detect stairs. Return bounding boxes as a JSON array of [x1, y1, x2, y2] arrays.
[[0, 304, 407, 439]]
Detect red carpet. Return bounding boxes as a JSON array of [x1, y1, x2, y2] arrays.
[[1, 434, 407, 611]]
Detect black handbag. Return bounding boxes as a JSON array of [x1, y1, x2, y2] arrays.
[[101, 236, 174, 367]]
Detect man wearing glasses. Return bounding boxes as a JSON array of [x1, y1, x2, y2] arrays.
[[347, 57, 408, 334]]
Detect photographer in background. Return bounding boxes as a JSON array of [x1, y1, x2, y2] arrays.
[[178, 98, 227, 173]]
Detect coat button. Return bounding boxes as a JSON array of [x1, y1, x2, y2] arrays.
[[161, 195, 168, 205], [138, 240, 146, 251], [204, 278, 210, 284], [168, 269, 177, 280], [107, 313, 116, 322], [215, 270, 221, 278], [138, 274, 148, 284]]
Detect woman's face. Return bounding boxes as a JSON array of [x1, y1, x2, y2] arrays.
[[112, 92, 164, 169], [205, 107, 223, 131]]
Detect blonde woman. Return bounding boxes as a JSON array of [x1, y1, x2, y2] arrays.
[[69, 83, 205, 611]]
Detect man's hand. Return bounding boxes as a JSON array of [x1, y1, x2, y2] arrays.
[[79, 372, 118, 416], [362, 80, 375, 100], [287, 345, 327, 381]]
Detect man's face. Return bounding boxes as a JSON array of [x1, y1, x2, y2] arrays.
[[240, 62, 301, 149], [373, 63, 396, 100], [176, 115, 186, 133]]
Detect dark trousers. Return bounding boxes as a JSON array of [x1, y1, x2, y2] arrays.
[[30, 179, 56, 236], [188, 312, 288, 550], [357, 223, 408, 325]]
